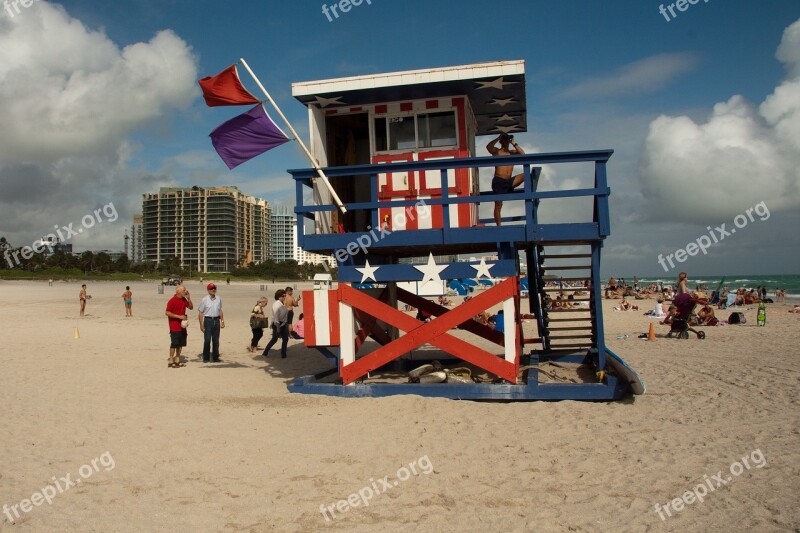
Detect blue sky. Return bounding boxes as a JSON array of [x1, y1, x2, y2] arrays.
[[1, 0, 799, 276]]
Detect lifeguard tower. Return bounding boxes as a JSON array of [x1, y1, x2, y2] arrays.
[[286, 60, 643, 400]]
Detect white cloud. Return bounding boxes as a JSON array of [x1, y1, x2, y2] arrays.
[[0, 2, 197, 250], [638, 18, 800, 224], [560, 53, 699, 100]]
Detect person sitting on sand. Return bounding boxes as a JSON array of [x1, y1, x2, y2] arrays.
[[661, 305, 677, 325], [790, 306, 800, 314], [694, 304, 716, 326], [645, 297, 666, 318], [618, 297, 638, 311], [605, 277, 617, 299], [291, 313, 305, 339]]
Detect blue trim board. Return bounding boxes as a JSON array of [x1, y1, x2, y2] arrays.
[[338, 260, 518, 283], [287, 374, 627, 400]]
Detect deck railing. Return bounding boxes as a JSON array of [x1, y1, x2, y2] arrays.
[[290, 149, 613, 254]]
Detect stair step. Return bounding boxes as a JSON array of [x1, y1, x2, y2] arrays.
[[547, 326, 594, 331], [546, 317, 594, 322], [541, 287, 592, 292], [547, 343, 595, 348], [540, 254, 592, 259], [540, 265, 592, 271], [548, 334, 595, 339], [545, 308, 594, 313]]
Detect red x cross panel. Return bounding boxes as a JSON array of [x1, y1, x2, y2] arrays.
[[339, 278, 518, 385]]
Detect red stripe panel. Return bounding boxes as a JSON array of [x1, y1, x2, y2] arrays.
[[328, 289, 339, 346], [400, 102, 412, 112], [375, 104, 387, 114], [431, 205, 443, 229], [426, 100, 439, 109], [303, 290, 316, 345], [405, 200, 419, 230]]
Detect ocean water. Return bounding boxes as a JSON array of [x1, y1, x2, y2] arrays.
[[631, 274, 800, 299]]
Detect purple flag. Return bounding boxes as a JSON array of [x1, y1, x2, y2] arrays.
[[210, 104, 290, 169]]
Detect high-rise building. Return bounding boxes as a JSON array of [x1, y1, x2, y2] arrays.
[[270, 206, 295, 263], [141, 186, 270, 273], [130, 214, 143, 263], [293, 227, 336, 268]]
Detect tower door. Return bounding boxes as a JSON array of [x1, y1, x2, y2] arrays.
[[325, 113, 371, 233]]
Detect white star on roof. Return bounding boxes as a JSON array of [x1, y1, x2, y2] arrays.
[[470, 258, 495, 279], [475, 77, 519, 90], [313, 95, 345, 108], [494, 114, 519, 123], [493, 125, 522, 134], [414, 253, 448, 283], [489, 97, 516, 107], [355, 260, 379, 283]]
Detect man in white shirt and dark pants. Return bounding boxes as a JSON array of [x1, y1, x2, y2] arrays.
[[198, 283, 224, 363], [262, 289, 289, 359]]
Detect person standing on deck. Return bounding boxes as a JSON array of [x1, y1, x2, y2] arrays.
[[487, 133, 526, 226]]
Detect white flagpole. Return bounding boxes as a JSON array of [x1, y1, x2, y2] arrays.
[[238, 58, 347, 214]]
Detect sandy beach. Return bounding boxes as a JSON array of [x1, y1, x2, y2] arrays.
[[1, 279, 798, 532]]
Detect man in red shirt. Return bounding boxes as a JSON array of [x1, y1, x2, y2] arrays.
[[165, 285, 193, 368]]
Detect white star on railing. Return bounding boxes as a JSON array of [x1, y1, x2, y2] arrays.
[[470, 258, 495, 279], [414, 253, 448, 283], [355, 259, 379, 283]]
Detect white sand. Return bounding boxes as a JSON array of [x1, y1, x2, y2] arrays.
[[0, 279, 798, 531]]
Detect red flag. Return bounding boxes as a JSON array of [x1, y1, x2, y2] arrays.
[[198, 65, 260, 107]]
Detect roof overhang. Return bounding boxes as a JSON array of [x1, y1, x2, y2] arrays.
[[292, 60, 526, 136]]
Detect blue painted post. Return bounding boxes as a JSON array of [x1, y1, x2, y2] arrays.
[[440, 168, 451, 240], [594, 162, 611, 237], [370, 172, 379, 232], [591, 242, 606, 370]]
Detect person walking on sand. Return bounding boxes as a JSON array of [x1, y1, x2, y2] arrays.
[[263, 289, 289, 359], [674, 272, 691, 306], [198, 283, 224, 363], [165, 285, 193, 368], [284, 287, 301, 326], [79, 284, 90, 316], [487, 133, 525, 226], [248, 296, 269, 353], [121, 286, 133, 317]]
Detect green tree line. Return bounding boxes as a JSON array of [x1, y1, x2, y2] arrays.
[[0, 236, 335, 280]]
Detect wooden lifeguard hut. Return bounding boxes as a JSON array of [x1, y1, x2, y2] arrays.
[[286, 60, 643, 400]]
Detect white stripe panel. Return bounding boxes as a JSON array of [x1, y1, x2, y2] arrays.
[[339, 301, 355, 375], [503, 297, 515, 363], [391, 206, 407, 230], [416, 195, 432, 229], [449, 203, 459, 230], [314, 290, 330, 345]]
